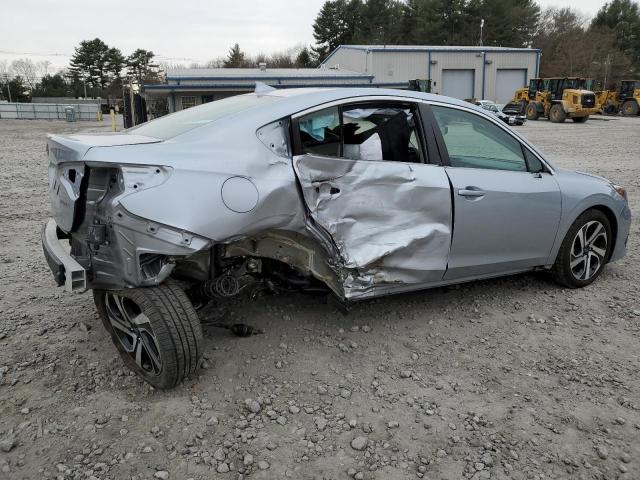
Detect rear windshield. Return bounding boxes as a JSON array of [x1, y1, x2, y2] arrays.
[[127, 94, 278, 140]]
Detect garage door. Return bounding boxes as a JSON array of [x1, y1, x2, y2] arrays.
[[442, 69, 475, 100], [495, 69, 527, 104]]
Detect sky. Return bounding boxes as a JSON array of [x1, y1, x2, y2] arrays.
[[0, 0, 612, 73]]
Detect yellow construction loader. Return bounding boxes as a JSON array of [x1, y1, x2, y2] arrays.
[[595, 80, 640, 116], [512, 77, 599, 123]]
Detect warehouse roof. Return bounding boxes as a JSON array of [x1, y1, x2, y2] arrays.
[[165, 67, 374, 81], [328, 45, 540, 53], [322, 44, 541, 65]]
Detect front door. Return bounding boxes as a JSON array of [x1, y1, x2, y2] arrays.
[[291, 101, 453, 298], [428, 104, 562, 280]]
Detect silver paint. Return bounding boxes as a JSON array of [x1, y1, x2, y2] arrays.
[[41, 88, 631, 298]]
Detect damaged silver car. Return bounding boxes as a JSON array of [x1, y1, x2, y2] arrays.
[[42, 87, 631, 388]]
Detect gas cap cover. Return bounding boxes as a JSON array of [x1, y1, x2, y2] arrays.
[[221, 176, 259, 213]]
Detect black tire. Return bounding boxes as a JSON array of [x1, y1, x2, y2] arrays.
[[621, 100, 639, 116], [551, 210, 612, 288], [526, 102, 539, 120], [572, 116, 588, 123], [94, 279, 203, 389], [549, 104, 567, 123]]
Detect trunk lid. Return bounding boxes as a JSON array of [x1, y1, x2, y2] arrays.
[[47, 133, 161, 232]]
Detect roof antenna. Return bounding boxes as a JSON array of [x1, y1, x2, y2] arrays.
[[255, 82, 276, 96]]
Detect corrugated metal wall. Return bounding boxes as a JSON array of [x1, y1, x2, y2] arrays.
[[332, 48, 538, 101], [0, 103, 100, 120]]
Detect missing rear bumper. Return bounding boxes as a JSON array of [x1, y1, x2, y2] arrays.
[[41, 218, 87, 293]]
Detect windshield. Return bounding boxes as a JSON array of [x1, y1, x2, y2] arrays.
[[127, 94, 279, 140]]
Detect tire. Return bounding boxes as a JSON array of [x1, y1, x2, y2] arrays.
[[526, 102, 539, 120], [604, 103, 616, 115], [549, 104, 567, 123], [93, 279, 203, 389], [551, 210, 612, 288], [572, 116, 588, 123], [621, 100, 639, 116]]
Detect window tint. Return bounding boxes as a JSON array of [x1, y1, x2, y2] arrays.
[[128, 94, 279, 140], [297, 107, 341, 157], [523, 148, 545, 173], [296, 103, 424, 163], [432, 106, 527, 172]]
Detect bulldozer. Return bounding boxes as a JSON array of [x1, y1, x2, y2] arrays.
[[512, 77, 599, 123], [594, 80, 640, 116]]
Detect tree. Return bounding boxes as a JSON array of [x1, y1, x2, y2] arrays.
[[106, 48, 126, 81], [354, 0, 405, 44], [295, 47, 316, 67], [32, 73, 68, 97], [533, 7, 634, 82], [11, 58, 38, 91], [466, 0, 540, 47], [69, 38, 112, 94], [592, 0, 640, 66], [127, 49, 157, 82], [312, 0, 363, 61], [223, 44, 250, 67], [0, 75, 29, 102], [405, 0, 470, 45]]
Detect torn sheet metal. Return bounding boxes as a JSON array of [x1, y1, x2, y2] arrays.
[[293, 154, 452, 298]]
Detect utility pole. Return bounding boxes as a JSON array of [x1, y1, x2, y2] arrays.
[[480, 19, 484, 47], [603, 53, 611, 89], [4, 74, 12, 103]]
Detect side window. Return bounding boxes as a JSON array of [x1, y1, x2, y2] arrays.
[[295, 103, 424, 163], [342, 106, 423, 163], [523, 148, 545, 173], [431, 106, 527, 172], [297, 107, 341, 157]]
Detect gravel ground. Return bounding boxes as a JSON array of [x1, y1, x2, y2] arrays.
[[0, 115, 638, 480]]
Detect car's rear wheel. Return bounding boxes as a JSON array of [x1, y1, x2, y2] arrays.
[[552, 210, 612, 288], [549, 104, 567, 123], [93, 279, 203, 389]]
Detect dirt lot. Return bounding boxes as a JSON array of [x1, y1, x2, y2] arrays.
[[0, 114, 638, 480]]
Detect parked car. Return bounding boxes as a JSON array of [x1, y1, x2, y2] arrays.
[[42, 87, 631, 388], [476, 100, 526, 125]]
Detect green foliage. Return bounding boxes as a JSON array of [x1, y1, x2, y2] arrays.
[[313, 0, 542, 61], [0, 75, 29, 102], [592, 0, 640, 65], [32, 74, 68, 97], [224, 44, 250, 68], [69, 38, 113, 90], [127, 49, 157, 82], [312, 0, 363, 58], [295, 47, 316, 68]]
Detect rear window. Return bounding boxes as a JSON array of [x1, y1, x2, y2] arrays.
[[127, 94, 279, 140]]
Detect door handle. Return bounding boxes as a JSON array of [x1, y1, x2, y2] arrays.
[[458, 188, 485, 198]]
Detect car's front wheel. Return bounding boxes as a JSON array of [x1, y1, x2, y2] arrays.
[[93, 279, 203, 389], [552, 210, 612, 288]]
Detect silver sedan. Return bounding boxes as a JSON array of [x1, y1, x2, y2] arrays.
[[42, 87, 631, 388]]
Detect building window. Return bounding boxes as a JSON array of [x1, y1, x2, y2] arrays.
[[181, 96, 197, 109]]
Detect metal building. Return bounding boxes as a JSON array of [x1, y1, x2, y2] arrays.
[[321, 45, 541, 104], [144, 67, 406, 113]]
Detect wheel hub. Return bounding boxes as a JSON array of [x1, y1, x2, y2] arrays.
[[570, 220, 608, 281], [104, 293, 163, 376]]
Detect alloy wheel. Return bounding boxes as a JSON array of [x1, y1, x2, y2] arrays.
[[104, 293, 163, 376], [569, 220, 608, 281]]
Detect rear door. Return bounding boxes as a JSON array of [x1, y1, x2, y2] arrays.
[[291, 100, 452, 298], [427, 104, 562, 280]]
